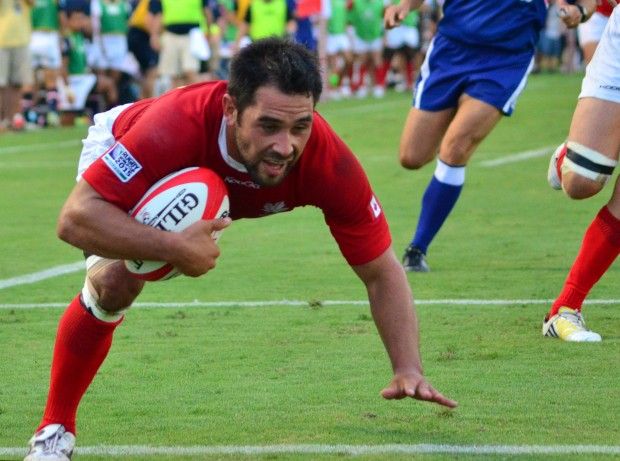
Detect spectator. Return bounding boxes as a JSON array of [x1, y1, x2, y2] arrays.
[[349, 0, 387, 98], [127, 0, 158, 98], [27, 0, 63, 126], [0, 0, 34, 131], [57, 7, 118, 125], [149, 0, 212, 90]]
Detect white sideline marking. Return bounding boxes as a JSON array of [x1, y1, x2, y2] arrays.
[[0, 299, 618, 310], [480, 145, 555, 167], [0, 139, 80, 155], [1, 443, 619, 457], [0, 261, 83, 290]]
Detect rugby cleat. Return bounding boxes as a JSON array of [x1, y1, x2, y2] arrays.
[[542, 307, 602, 342], [547, 143, 566, 190], [402, 245, 430, 272], [24, 424, 75, 461]]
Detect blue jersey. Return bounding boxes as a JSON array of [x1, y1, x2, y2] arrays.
[[438, 0, 548, 52]]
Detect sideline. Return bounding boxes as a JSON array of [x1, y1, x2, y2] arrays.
[[1, 299, 618, 310], [1, 443, 619, 457]]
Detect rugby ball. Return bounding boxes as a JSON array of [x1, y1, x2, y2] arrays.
[[124, 167, 229, 281]]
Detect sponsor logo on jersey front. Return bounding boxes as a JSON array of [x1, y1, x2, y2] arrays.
[[102, 142, 142, 182], [225, 176, 260, 189]]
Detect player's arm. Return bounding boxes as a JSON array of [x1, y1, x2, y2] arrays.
[[351, 247, 457, 408], [57, 179, 231, 277], [557, 0, 597, 28], [384, 0, 424, 29]]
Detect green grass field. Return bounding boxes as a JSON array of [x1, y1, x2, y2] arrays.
[[0, 73, 618, 460]]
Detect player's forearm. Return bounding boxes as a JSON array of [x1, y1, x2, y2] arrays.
[[354, 250, 424, 374], [57, 181, 180, 263], [398, 0, 424, 13]]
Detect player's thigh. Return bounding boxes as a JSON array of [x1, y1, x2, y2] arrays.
[[438, 95, 502, 165], [568, 97, 620, 159], [399, 106, 454, 169]]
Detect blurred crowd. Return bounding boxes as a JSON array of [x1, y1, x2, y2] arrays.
[[0, 0, 612, 132]]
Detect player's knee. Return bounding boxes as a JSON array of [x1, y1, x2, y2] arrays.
[[399, 148, 431, 169], [85, 259, 144, 314], [95, 271, 143, 312], [561, 175, 604, 199], [440, 138, 474, 165], [561, 141, 617, 199]]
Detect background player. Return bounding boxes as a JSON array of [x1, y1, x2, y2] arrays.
[[543, 4, 619, 342], [24, 38, 456, 461], [384, 0, 597, 272]]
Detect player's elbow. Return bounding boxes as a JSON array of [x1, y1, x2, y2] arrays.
[[56, 203, 86, 246]]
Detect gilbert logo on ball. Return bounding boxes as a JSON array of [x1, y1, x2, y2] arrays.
[[125, 167, 229, 281]]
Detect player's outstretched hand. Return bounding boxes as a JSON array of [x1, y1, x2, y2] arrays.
[[384, 3, 412, 29], [381, 371, 458, 408], [170, 217, 232, 277]]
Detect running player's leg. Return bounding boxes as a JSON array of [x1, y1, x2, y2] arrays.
[[407, 96, 501, 268]]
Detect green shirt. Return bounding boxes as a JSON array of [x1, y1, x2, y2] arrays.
[[31, 0, 59, 31], [349, 0, 383, 41], [99, 0, 130, 34], [65, 31, 87, 75], [161, 0, 204, 26], [327, 0, 347, 35], [248, 0, 287, 40]]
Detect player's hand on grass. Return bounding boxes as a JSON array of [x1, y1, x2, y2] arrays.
[[381, 371, 458, 408], [169, 217, 231, 277]]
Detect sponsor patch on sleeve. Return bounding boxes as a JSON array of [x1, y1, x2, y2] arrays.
[[102, 142, 142, 182], [369, 195, 382, 218]]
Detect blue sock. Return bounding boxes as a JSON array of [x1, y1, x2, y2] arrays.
[[411, 161, 465, 254]]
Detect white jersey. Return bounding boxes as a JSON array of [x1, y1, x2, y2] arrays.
[[580, 6, 620, 104]]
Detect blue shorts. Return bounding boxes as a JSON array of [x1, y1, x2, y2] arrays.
[[413, 33, 535, 115]]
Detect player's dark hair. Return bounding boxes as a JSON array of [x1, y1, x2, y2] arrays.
[[228, 38, 323, 114]]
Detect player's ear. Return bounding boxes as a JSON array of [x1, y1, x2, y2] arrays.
[[222, 94, 237, 124]]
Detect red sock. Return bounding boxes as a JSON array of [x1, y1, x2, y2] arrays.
[[375, 61, 390, 87], [550, 206, 620, 316], [405, 61, 415, 88], [38, 295, 123, 434]]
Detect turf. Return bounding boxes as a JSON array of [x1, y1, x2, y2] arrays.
[[0, 72, 618, 460]]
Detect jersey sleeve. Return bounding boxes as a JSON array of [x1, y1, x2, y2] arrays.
[[305, 116, 392, 266], [81, 89, 214, 212]]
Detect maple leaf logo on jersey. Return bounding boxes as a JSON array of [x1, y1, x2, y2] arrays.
[[262, 201, 289, 215]]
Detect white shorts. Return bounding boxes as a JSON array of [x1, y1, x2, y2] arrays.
[[352, 35, 383, 54], [30, 31, 62, 69], [57, 73, 97, 111], [578, 11, 609, 46], [77, 103, 132, 181], [89, 34, 129, 71], [385, 25, 420, 50], [579, 7, 620, 104], [326, 33, 351, 55]]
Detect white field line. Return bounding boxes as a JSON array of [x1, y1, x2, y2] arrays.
[[1, 299, 618, 310], [1, 443, 619, 457], [0, 261, 84, 290], [0, 139, 81, 155], [480, 145, 556, 167]]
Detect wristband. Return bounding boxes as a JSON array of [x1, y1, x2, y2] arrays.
[[576, 4, 588, 23]]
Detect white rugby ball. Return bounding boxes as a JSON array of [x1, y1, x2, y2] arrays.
[[124, 167, 229, 281]]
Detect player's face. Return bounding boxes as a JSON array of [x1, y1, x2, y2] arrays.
[[225, 86, 314, 187]]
